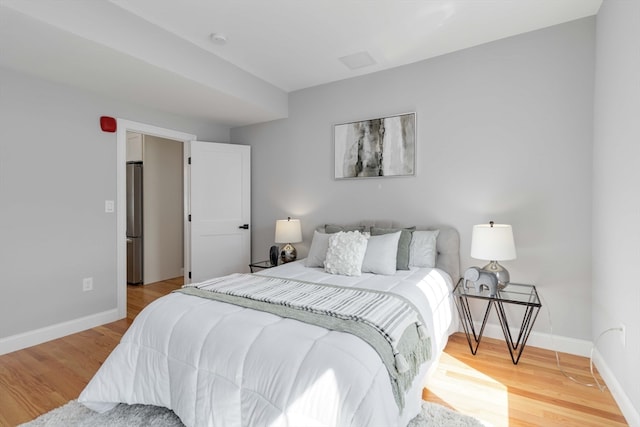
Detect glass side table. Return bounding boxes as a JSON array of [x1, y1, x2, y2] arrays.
[[249, 260, 276, 273], [453, 278, 542, 364]]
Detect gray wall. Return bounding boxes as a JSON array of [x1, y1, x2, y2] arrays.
[[593, 0, 640, 422], [232, 18, 595, 342], [143, 135, 184, 284], [0, 66, 229, 338]]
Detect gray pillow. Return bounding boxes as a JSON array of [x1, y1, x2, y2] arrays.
[[325, 224, 368, 234], [409, 230, 440, 268], [371, 226, 416, 270], [361, 231, 401, 275], [305, 230, 331, 267]]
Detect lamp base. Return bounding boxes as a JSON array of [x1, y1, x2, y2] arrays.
[[280, 243, 297, 263], [482, 261, 510, 289]]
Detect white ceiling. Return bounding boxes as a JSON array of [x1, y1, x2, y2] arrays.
[[0, 0, 602, 127]]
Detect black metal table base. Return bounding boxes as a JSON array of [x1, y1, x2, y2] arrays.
[[455, 296, 541, 364]]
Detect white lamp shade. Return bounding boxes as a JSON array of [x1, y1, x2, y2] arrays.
[[470, 223, 516, 261], [275, 218, 302, 244]]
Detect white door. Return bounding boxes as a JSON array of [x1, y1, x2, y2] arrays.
[[189, 141, 251, 283]]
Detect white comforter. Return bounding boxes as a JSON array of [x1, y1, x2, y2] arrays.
[[79, 261, 455, 427]]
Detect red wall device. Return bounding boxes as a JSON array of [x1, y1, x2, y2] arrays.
[[100, 116, 117, 132]]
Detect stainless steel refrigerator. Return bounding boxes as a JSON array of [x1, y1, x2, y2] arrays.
[[126, 161, 143, 285]]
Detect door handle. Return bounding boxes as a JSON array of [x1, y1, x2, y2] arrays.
[[238, 224, 249, 230]]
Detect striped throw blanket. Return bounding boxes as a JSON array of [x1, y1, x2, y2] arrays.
[[176, 273, 431, 410]]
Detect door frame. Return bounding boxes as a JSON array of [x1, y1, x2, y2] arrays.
[[116, 119, 196, 319]]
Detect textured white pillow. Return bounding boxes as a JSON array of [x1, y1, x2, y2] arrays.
[[409, 230, 440, 268], [361, 231, 401, 275], [305, 230, 331, 267], [324, 231, 369, 276]]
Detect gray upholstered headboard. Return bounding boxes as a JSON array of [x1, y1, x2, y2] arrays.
[[315, 220, 460, 283]]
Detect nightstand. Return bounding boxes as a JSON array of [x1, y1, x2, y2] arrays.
[[453, 278, 542, 364], [249, 260, 276, 273]]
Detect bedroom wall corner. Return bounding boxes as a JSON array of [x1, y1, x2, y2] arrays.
[[592, 0, 640, 424]]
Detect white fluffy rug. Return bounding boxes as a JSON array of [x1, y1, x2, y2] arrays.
[[22, 400, 487, 426]]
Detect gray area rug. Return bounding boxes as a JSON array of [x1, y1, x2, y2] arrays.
[[21, 400, 487, 426]]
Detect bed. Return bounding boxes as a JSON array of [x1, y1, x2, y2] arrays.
[[79, 222, 459, 427]]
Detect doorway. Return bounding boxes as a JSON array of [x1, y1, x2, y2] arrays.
[[126, 132, 184, 285], [116, 120, 196, 319]]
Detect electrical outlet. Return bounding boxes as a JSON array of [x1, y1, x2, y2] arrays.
[[620, 324, 626, 347], [83, 277, 93, 292]]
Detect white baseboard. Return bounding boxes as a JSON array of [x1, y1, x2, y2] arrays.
[[0, 309, 121, 356], [593, 349, 640, 427]]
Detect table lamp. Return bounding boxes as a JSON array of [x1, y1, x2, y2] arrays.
[[470, 221, 516, 288], [275, 217, 302, 263]]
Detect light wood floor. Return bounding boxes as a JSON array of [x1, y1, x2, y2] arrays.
[[423, 335, 627, 426], [0, 278, 628, 426]]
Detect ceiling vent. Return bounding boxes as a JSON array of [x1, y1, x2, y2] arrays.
[[339, 51, 377, 70]]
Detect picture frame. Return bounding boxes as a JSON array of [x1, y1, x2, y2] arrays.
[[333, 112, 416, 179]]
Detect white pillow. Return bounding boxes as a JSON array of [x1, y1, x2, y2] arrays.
[[305, 230, 331, 267], [361, 231, 401, 275], [324, 231, 369, 276], [409, 230, 440, 268]]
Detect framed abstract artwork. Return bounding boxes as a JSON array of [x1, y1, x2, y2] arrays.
[[333, 112, 416, 179]]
